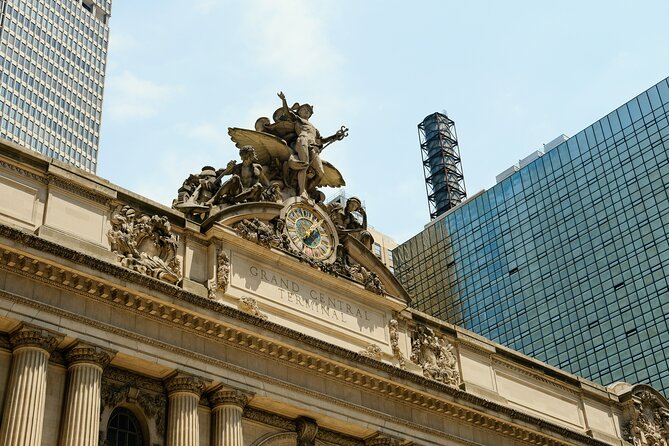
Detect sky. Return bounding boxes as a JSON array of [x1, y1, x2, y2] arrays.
[[97, 0, 669, 243]]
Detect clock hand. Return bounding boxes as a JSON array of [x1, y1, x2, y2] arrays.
[[303, 219, 324, 239]]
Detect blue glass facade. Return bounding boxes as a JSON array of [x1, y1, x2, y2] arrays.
[[394, 77, 669, 394]]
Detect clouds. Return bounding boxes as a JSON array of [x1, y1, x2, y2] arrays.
[[105, 71, 182, 120], [241, 0, 342, 82]]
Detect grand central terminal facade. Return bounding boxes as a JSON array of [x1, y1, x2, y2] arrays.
[[0, 125, 666, 446]]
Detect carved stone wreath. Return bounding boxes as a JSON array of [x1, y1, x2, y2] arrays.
[[107, 206, 182, 285], [410, 325, 460, 386], [233, 217, 386, 295]]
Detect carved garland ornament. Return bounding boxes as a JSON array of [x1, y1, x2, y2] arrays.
[[107, 206, 182, 285], [624, 390, 669, 446], [410, 325, 460, 386], [208, 248, 230, 299], [388, 319, 406, 369]]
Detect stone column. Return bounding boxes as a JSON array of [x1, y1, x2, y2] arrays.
[[58, 342, 115, 446], [0, 324, 63, 446], [209, 389, 249, 446], [165, 372, 208, 446]]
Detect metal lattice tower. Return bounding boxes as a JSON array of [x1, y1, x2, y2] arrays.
[[418, 112, 467, 219]]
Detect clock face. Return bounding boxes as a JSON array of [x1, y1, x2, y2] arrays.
[[285, 205, 334, 260]]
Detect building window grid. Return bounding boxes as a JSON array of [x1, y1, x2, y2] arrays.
[[395, 81, 669, 394]]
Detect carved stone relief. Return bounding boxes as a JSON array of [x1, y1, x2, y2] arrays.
[[388, 319, 406, 369], [359, 344, 382, 360], [410, 325, 460, 386], [101, 368, 168, 438], [107, 205, 182, 285], [208, 248, 230, 299], [624, 389, 669, 446], [238, 296, 268, 320]]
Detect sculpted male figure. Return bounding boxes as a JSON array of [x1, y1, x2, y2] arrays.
[[209, 145, 269, 204], [276, 92, 347, 197]]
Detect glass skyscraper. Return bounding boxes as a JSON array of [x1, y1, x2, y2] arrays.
[[0, 0, 111, 172], [394, 77, 669, 395]]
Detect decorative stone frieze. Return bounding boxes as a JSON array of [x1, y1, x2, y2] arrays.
[[623, 389, 669, 446], [410, 325, 459, 386], [208, 248, 230, 298], [0, 325, 64, 446], [107, 205, 182, 285], [296, 416, 319, 446]]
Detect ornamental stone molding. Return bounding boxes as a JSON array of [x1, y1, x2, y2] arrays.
[[64, 342, 115, 368], [623, 388, 669, 446], [107, 205, 182, 285], [8, 323, 63, 353], [164, 372, 209, 396], [410, 324, 460, 386], [209, 388, 250, 409]]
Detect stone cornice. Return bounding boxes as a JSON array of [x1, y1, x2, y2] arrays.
[[165, 372, 209, 396], [0, 225, 613, 446], [0, 158, 47, 184], [46, 173, 113, 206], [9, 323, 63, 353], [65, 342, 115, 368]]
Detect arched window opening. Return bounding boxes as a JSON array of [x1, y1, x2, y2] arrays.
[[106, 407, 144, 446]]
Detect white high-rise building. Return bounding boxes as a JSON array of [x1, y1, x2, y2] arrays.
[[0, 0, 111, 172]]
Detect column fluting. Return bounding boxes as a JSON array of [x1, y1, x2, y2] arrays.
[[0, 324, 63, 446], [209, 389, 249, 446], [58, 342, 114, 446], [165, 373, 208, 446]]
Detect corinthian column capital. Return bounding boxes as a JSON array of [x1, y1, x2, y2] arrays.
[[9, 323, 63, 353], [209, 388, 250, 409], [65, 342, 115, 368], [165, 372, 209, 396]]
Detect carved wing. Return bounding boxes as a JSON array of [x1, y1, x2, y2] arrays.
[[320, 161, 346, 188], [227, 128, 293, 164]]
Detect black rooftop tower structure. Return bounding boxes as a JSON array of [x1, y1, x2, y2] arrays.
[[418, 112, 467, 219]]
